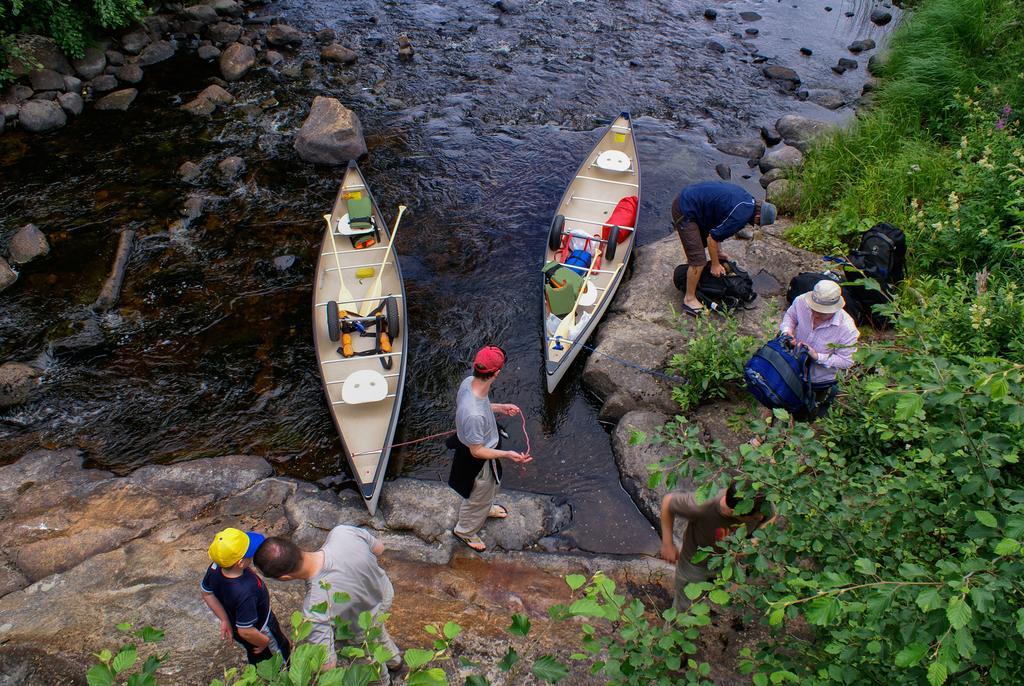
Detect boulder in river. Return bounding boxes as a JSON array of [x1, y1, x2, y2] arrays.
[[71, 47, 107, 79], [806, 88, 846, 110], [716, 138, 765, 160], [0, 257, 17, 292], [0, 362, 40, 409], [265, 23, 303, 48], [198, 44, 221, 60], [219, 42, 256, 81], [56, 90, 82, 115], [766, 178, 803, 213], [114, 64, 144, 84], [759, 167, 786, 188], [94, 88, 138, 111], [90, 74, 118, 93], [208, 21, 242, 44], [210, 0, 243, 17], [321, 43, 357, 64], [217, 155, 246, 181], [138, 40, 176, 66], [120, 31, 150, 55], [49, 315, 107, 355], [315, 28, 336, 43], [758, 144, 804, 172], [179, 160, 201, 182], [8, 35, 72, 77], [293, 96, 368, 165], [184, 3, 219, 25], [776, 113, 838, 152], [263, 50, 284, 66], [848, 38, 876, 53], [62, 74, 82, 93], [28, 68, 65, 92], [17, 99, 66, 132], [8, 224, 49, 264], [762, 64, 800, 89], [870, 8, 892, 25], [612, 410, 675, 527]]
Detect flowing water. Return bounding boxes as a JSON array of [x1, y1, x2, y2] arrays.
[[0, 0, 895, 553]]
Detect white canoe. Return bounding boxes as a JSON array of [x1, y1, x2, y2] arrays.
[[312, 160, 408, 514], [543, 112, 640, 392]]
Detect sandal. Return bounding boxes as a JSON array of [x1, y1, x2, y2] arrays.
[[681, 302, 706, 318], [453, 530, 486, 552], [488, 504, 509, 519]]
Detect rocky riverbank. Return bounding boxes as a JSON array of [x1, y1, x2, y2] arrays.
[[0, 449, 675, 684]]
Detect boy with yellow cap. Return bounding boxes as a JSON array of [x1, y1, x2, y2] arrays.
[[200, 527, 291, 665]]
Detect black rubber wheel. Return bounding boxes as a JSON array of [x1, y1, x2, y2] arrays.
[[548, 214, 565, 252], [326, 301, 341, 342], [385, 296, 399, 339], [605, 226, 620, 261]]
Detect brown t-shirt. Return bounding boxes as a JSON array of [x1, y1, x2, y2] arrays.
[[669, 490, 760, 568]]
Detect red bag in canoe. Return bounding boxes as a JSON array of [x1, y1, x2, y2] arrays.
[[602, 196, 638, 244]]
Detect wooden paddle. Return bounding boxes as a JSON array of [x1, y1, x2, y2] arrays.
[[550, 245, 602, 349], [324, 214, 357, 314], [359, 205, 407, 316]]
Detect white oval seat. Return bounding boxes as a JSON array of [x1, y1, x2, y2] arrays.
[[595, 150, 631, 172], [341, 369, 389, 404]]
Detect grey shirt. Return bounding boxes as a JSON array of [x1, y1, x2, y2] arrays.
[[303, 525, 394, 654], [455, 376, 500, 481]]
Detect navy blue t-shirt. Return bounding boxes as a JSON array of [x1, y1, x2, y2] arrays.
[[201, 564, 271, 630], [676, 182, 756, 242]]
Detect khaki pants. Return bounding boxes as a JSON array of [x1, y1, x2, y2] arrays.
[[454, 463, 499, 537], [673, 559, 714, 612]]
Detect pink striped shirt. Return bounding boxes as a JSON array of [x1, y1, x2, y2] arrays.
[[780, 295, 860, 384]]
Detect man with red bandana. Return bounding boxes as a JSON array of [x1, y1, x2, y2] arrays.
[[448, 345, 531, 552]]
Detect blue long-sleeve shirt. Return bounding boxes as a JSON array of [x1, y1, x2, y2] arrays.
[[676, 182, 756, 242]]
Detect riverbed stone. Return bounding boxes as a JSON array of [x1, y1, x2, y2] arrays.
[[120, 31, 150, 54], [57, 91, 83, 116], [219, 42, 256, 81], [293, 96, 367, 165], [716, 138, 765, 160], [758, 144, 804, 172], [806, 88, 846, 110], [868, 51, 887, 76], [775, 113, 838, 152], [848, 38, 876, 53], [198, 44, 221, 60], [17, 99, 66, 132], [211, 0, 243, 16], [263, 49, 284, 65], [105, 50, 125, 67], [762, 64, 800, 89], [266, 23, 303, 48], [759, 167, 786, 188], [0, 257, 16, 292], [179, 160, 201, 181], [870, 8, 892, 25], [71, 47, 107, 80], [5, 84, 33, 103], [89, 74, 119, 93], [138, 40, 176, 66], [62, 75, 82, 93], [0, 363, 40, 408], [49, 315, 106, 355], [27, 69, 65, 92], [321, 43, 357, 64], [217, 155, 245, 181], [9, 35, 72, 77], [612, 410, 674, 527], [94, 88, 137, 111], [0, 103, 17, 120], [315, 28, 336, 43], [184, 3, 219, 24], [114, 64, 144, 84], [181, 96, 216, 116], [208, 21, 242, 43]]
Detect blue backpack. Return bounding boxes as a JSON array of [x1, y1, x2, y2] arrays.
[[564, 249, 592, 277], [744, 336, 815, 413]]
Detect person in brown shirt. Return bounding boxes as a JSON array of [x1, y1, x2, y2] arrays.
[[659, 482, 775, 610]]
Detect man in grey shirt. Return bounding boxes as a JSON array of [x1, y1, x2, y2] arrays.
[[448, 345, 531, 552], [254, 525, 400, 681]]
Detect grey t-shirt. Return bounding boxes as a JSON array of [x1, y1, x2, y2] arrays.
[[455, 376, 499, 449], [303, 525, 394, 654]]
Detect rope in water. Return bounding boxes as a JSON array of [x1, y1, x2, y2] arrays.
[[353, 411, 532, 457]]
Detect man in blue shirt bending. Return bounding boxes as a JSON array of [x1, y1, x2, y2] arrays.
[[672, 182, 777, 315]]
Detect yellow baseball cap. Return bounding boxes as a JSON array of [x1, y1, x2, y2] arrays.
[[209, 528, 265, 568]]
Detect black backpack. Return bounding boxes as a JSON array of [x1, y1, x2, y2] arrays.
[[674, 260, 757, 311], [843, 222, 906, 324], [786, 271, 863, 325]]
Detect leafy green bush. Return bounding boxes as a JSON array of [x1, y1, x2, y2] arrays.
[[668, 314, 757, 412], [0, 0, 145, 63]]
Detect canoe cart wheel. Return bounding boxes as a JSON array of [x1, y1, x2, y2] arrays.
[[385, 296, 399, 339], [326, 301, 341, 342], [604, 226, 620, 261], [548, 214, 565, 252]]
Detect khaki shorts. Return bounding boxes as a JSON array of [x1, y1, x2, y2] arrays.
[[672, 198, 707, 267]]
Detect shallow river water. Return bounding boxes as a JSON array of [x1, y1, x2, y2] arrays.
[[0, 0, 894, 552]]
